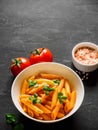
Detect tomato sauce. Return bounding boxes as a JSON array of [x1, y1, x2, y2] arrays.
[[74, 47, 98, 65]]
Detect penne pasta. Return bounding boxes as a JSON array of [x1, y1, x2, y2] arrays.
[[21, 80, 28, 94], [19, 72, 77, 121], [35, 78, 54, 86], [20, 98, 43, 114], [51, 100, 62, 120], [65, 80, 71, 97], [35, 103, 51, 114], [40, 73, 62, 79], [65, 91, 76, 113], [28, 83, 45, 94], [51, 87, 58, 109], [58, 79, 65, 92]]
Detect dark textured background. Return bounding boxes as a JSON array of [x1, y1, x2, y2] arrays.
[[0, 0, 98, 130]]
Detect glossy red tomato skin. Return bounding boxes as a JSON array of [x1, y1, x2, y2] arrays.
[[10, 57, 31, 76], [29, 48, 53, 64]]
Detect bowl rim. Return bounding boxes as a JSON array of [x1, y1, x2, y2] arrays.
[[11, 62, 85, 123], [72, 42, 98, 66]]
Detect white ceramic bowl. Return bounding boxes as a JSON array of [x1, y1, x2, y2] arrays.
[[72, 42, 98, 72], [11, 62, 85, 123]]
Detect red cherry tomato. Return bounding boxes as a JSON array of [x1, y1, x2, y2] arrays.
[[10, 57, 31, 76], [29, 48, 53, 64]]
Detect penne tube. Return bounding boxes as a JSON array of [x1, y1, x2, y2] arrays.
[[20, 99, 43, 114], [19, 94, 30, 99], [65, 80, 71, 96], [62, 88, 68, 97], [35, 78, 54, 86], [28, 75, 35, 81], [28, 83, 44, 94], [22, 104, 28, 112], [57, 111, 65, 118], [21, 80, 28, 94], [33, 111, 40, 117], [41, 113, 52, 120], [51, 87, 58, 109], [35, 103, 51, 114], [27, 107, 34, 117], [61, 88, 68, 103], [44, 104, 51, 110], [51, 100, 62, 120], [58, 79, 65, 92], [65, 91, 76, 113], [40, 73, 62, 79], [34, 115, 43, 120]]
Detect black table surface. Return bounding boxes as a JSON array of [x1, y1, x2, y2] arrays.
[[0, 0, 98, 130]]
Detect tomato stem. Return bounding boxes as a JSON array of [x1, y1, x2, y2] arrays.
[[11, 58, 21, 68], [31, 48, 44, 55]]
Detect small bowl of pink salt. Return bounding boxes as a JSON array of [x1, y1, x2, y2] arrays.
[[72, 42, 98, 72]]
